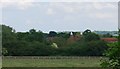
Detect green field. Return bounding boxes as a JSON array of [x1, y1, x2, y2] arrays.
[[2, 57, 103, 67]]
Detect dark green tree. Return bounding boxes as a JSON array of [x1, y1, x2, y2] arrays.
[[101, 42, 120, 69], [83, 29, 100, 41], [57, 32, 70, 39], [48, 31, 57, 37], [87, 40, 108, 56], [2, 25, 16, 45]]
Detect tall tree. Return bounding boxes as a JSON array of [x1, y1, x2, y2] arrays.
[[2, 25, 16, 46], [83, 29, 100, 41]]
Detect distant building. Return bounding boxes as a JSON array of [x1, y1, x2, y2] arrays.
[[101, 38, 118, 43], [67, 32, 81, 45]]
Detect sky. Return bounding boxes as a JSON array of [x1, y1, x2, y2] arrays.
[[0, 0, 119, 33]]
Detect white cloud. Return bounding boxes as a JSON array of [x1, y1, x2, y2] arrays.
[[46, 8, 55, 15], [89, 12, 114, 19], [0, 0, 35, 10], [47, 2, 117, 13], [92, 2, 117, 10], [46, 3, 81, 14], [45, 2, 117, 20]]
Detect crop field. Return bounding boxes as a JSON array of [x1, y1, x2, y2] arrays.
[[2, 56, 105, 67]]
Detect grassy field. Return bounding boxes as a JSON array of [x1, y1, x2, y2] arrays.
[[2, 56, 103, 67]]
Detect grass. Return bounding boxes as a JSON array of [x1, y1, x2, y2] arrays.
[[0, 58, 1, 68], [2, 56, 103, 67]]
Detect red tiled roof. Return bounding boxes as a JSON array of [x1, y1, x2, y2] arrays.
[[101, 38, 118, 42]]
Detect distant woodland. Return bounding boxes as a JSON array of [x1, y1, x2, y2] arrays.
[[2, 25, 118, 56]]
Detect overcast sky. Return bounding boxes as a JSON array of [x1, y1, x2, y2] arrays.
[[1, 0, 118, 32]]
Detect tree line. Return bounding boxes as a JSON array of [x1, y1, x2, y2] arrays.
[[2, 25, 108, 56]]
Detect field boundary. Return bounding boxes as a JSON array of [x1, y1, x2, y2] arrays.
[[2, 56, 106, 59]]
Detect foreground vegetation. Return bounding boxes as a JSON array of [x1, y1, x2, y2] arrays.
[[101, 29, 120, 68], [3, 56, 102, 67], [101, 40, 120, 68]]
